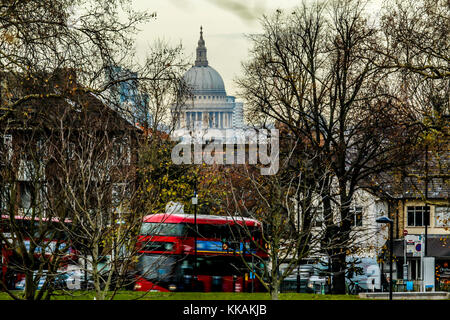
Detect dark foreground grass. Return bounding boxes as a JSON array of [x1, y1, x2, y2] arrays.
[[0, 291, 364, 300]]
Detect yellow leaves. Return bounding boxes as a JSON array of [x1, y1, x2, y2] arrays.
[[164, 189, 176, 197], [2, 31, 16, 44]]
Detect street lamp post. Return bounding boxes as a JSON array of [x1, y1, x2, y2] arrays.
[[192, 189, 198, 291], [297, 198, 301, 293], [376, 216, 394, 301]]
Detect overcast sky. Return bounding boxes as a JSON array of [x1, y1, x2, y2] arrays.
[[132, 0, 383, 98]]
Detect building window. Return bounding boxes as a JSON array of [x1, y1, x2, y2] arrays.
[[186, 112, 193, 129], [2, 134, 13, 161], [112, 183, 129, 214], [113, 137, 131, 165], [19, 182, 34, 210], [350, 206, 363, 227], [0, 184, 10, 210], [208, 112, 213, 128], [312, 206, 324, 227], [197, 112, 202, 128], [407, 206, 430, 227], [186, 112, 191, 129], [435, 206, 450, 227], [214, 112, 219, 128], [186, 112, 202, 129], [224, 112, 229, 128], [208, 112, 220, 128]]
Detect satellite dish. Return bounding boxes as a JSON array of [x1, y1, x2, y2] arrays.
[[166, 201, 184, 214]]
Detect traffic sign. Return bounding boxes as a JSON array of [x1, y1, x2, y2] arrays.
[[403, 229, 408, 236], [416, 243, 421, 252]]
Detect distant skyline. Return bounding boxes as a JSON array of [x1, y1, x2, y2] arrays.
[[132, 0, 383, 99]]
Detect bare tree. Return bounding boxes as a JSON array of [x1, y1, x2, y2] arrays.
[[0, 0, 184, 300], [131, 40, 192, 218], [380, 0, 449, 80], [0, 92, 79, 300], [237, 0, 421, 294], [45, 93, 143, 300], [221, 140, 332, 300]]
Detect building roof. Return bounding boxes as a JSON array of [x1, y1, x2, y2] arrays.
[[363, 121, 449, 201], [0, 69, 140, 133]]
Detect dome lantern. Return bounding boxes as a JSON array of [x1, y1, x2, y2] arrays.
[[195, 26, 208, 67]]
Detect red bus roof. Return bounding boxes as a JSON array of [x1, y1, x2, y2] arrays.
[[143, 213, 261, 227]]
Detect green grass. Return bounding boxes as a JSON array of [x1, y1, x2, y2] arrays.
[[0, 291, 364, 300]]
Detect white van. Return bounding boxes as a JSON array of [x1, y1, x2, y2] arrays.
[[346, 257, 381, 292]]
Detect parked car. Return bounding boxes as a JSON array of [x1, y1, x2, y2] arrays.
[[14, 267, 95, 291], [280, 264, 320, 293], [56, 268, 95, 290]]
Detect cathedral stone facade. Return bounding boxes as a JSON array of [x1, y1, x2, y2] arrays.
[[173, 27, 244, 144]]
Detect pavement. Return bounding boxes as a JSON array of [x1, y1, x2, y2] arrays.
[[359, 291, 450, 300]]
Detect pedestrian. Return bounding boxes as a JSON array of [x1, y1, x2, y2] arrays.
[[381, 273, 387, 292]]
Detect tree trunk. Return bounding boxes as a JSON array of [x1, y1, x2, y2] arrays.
[[24, 271, 36, 300], [331, 253, 347, 294], [270, 277, 280, 300]]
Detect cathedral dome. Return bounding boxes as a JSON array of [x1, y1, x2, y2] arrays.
[[183, 65, 226, 95], [183, 26, 227, 96]]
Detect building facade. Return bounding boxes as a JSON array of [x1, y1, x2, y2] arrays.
[[380, 119, 450, 291], [172, 27, 244, 144]]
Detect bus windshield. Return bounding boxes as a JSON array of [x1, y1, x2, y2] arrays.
[[137, 254, 178, 281]]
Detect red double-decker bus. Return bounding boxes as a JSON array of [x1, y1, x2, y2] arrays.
[[0, 215, 76, 289], [134, 213, 268, 293]]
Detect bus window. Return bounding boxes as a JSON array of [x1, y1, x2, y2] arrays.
[[140, 223, 186, 236], [190, 224, 255, 241]]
